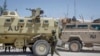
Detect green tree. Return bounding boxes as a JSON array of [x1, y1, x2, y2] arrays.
[[0, 6, 3, 15], [93, 18, 100, 23]]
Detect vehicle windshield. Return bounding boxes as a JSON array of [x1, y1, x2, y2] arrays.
[[77, 25, 88, 29], [91, 24, 100, 30], [10, 12, 15, 15], [66, 25, 76, 29], [3, 11, 8, 15]]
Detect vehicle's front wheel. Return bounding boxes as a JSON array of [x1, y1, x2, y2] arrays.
[[69, 41, 82, 52], [32, 40, 50, 56]]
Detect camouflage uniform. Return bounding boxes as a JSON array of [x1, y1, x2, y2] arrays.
[[50, 31, 60, 56]]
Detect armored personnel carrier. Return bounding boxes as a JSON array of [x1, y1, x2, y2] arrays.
[[0, 8, 60, 56], [60, 21, 100, 52]]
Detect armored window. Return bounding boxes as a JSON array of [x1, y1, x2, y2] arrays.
[[91, 24, 100, 30], [34, 19, 40, 23], [54, 21, 58, 26], [19, 19, 24, 22], [10, 12, 15, 15], [66, 25, 76, 28], [55, 22, 58, 24], [3, 11, 8, 15], [28, 20, 32, 22], [77, 25, 88, 28], [44, 20, 48, 24], [4, 19, 12, 27], [6, 19, 11, 22]]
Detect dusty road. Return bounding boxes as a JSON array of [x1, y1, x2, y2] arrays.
[[0, 50, 100, 56], [0, 47, 100, 56]]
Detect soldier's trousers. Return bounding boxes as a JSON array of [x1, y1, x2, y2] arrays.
[[51, 46, 60, 56]]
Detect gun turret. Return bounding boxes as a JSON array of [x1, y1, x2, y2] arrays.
[[26, 8, 44, 21], [32, 8, 43, 19], [26, 8, 36, 17], [27, 8, 44, 23]]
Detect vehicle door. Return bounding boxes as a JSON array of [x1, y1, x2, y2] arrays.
[[89, 24, 100, 43]]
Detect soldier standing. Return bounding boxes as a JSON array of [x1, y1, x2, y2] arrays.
[[50, 30, 60, 56]]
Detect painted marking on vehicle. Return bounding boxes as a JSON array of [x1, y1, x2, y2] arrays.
[[8, 26, 20, 31]]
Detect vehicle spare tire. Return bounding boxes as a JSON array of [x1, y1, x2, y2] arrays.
[[32, 40, 50, 56]]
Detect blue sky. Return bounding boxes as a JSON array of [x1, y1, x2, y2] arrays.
[[0, 0, 100, 20]]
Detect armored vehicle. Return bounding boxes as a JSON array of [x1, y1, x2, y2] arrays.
[[60, 22, 100, 52], [0, 8, 60, 56]]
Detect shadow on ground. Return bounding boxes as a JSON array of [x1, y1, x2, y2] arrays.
[[0, 49, 100, 56], [0, 52, 33, 55], [57, 48, 100, 53]]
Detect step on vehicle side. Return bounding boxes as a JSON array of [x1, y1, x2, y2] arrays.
[[61, 22, 100, 52], [0, 8, 60, 56]]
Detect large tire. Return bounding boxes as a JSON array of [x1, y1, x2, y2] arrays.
[[69, 41, 82, 52], [32, 40, 50, 56]]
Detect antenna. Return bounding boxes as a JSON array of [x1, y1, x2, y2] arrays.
[[15, 9, 17, 11], [64, 13, 67, 18], [72, 0, 77, 23], [91, 16, 94, 22], [4, 0, 7, 11], [67, 4, 69, 18], [79, 15, 84, 23], [74, 0, 76, 17]]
